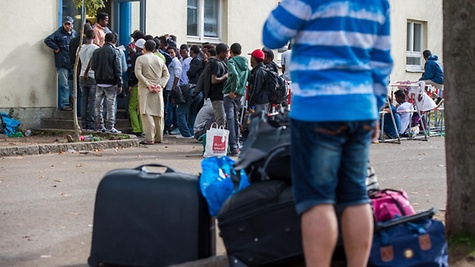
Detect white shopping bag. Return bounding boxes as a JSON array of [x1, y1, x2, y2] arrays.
[[203, 123, 229, 158]]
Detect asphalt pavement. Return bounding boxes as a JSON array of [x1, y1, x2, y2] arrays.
[[0, 136, 447, 267]]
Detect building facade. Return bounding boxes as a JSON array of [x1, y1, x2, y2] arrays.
[[0, 0, 443, 129]]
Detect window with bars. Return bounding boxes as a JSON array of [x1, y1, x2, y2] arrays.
[[187, 0, 220, 41], [406, 21, 425, 72]]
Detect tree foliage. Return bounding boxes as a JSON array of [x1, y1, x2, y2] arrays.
[[72, 0, 107, 17]]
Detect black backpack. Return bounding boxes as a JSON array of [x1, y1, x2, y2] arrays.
[[234, 110, 291, 184], [265, 70, 288, 105]]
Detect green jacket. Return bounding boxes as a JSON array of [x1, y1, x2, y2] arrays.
[[223, 55, 250, 96]]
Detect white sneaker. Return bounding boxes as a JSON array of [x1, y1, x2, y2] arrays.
[[175, 134, 193, 139], [107, 128, 122, 134]]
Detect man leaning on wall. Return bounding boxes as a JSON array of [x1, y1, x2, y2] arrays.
[[44, 16, 77, 111]]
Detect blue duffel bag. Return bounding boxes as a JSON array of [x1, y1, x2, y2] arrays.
[[369, 208, 448, 267]]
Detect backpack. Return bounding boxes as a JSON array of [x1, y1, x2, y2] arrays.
[[265, 70, 288, 105], [169, 84, 195, 105]]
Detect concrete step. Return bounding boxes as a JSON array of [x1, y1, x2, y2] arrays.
[[42, 109, 132, 133]]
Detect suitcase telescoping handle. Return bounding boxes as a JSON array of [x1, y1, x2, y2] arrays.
[[135, 164, 176, 175]]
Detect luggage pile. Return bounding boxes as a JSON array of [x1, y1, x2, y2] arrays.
[[212, 110, 448, 267], [87, 110, 447, 267]]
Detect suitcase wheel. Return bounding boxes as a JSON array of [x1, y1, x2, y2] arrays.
[[87, 255, 99, 267]]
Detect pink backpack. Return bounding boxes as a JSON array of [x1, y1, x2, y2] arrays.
[[369, 189, 416, 222]]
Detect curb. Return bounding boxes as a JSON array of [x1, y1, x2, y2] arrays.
[[0, 139, 140, 157]]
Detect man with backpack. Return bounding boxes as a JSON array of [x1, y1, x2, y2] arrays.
[[248, 49, 270, 113]]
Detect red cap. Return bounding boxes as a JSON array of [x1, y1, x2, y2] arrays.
[[251, 49, 265, 60]]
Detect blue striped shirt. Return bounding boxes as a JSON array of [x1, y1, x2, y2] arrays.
[[263, 0, 393, 122]]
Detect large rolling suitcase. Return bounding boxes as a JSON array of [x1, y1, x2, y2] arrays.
[[88, 164, 215, 267], [217, 180, 303, 266]]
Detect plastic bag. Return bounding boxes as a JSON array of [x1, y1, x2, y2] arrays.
[[203, 123, 229, 158], [200, 156, 250, 216]]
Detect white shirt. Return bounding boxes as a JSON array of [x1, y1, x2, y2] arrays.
[[397, 102, 412, 134], [79, 43, 99, 78], [166, 57, 182, 91], [281, 49, 292, 81], [180, 56, 192, 84]]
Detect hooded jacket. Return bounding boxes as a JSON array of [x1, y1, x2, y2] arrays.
[[249, 62, 269, 107], [44, 26, 77, 69], [420, 55, 444, 85], [223, 55, 250, 96]]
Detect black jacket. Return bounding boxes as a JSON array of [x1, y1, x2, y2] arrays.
[[187, 53, 205, 84], [90, 43, 123, 87], [193, 58, 215, 99], [249, 63, 269, 107], [44, 27, 77, 68]]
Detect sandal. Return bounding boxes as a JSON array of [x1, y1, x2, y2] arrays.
[[61, 106, 73, 111], [139, 140, 154, 145]]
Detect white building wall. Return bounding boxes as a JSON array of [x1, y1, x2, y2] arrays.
[[389, 0, 443, 83], [0, 0, 59, 128], [0, 0, 444, 129], [225, 0, 279, 56], [144, 1, 187, 43]]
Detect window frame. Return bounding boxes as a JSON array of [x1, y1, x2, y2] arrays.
[[187, 0, 222, 43], [406, 20, 425, 73]]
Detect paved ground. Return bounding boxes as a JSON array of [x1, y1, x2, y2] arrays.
[[0, 135, 447, 267]]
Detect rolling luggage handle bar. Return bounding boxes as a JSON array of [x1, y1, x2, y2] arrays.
[[135, 164, 176, 174]]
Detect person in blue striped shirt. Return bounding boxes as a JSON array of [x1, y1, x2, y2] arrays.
[[263, 1, 393, 266]]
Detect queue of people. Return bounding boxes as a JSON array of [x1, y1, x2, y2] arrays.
[[45, 12, 288, 153]]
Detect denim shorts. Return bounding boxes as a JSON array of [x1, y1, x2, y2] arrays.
[[290, 119, 375, 215]]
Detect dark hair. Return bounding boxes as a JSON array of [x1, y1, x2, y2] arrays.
[[144, 40, 156, 52], [112, 32, 119, 43], [153, 38, 160, 50], [105, 32, 116, 43], [216, 43, 229, 55], [423, 50, 432, 59], [84, 24, 92, 32], [167, 45, 177, 52], [202, 42, 210, 48], [262, 47, 274, 60], [144, 35, 154, 41], [85, 29, 95, 39], [131, 30, 144, 40], [230, 43, 242, 55], [190, 45, 201, 55], [204, 44, 215, 50], [394, 89, 406, 99], [208, 48, 217, 57], [97, 12, 108, 22], [180, 44, 189, 51]]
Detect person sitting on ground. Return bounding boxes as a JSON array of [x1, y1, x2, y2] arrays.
[[381, 98, 401, 139], [394, 89, 413, 136]]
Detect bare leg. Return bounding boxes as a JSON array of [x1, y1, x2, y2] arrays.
[[301, 204, 338, 267], [341, 204, 374, 267]]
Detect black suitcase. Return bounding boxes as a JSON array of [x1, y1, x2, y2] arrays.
[[217, 180, 303, 266], [88, 164, 215, 267]]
